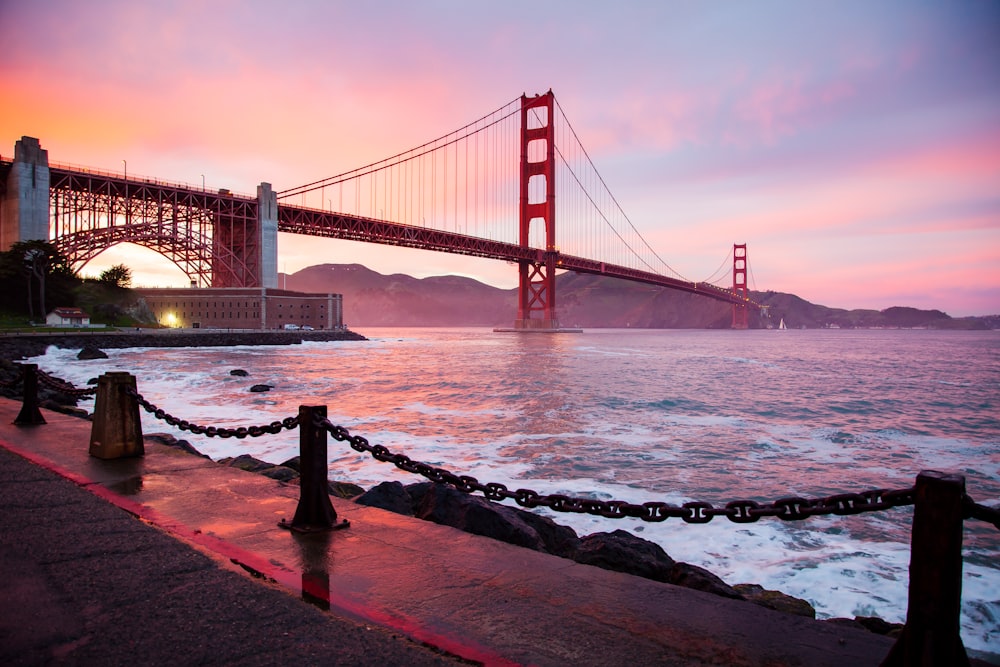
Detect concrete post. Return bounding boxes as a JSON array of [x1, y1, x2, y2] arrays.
[[89, 372, 144, 459], [257, 182, 278, 289], [13, 363, 46, 426], [1, 137, 50, 250], [280, 405, 349, 533], [882, 470, 969, 666]]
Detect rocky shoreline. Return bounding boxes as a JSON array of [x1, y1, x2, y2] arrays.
[[0, 332, 904, 642], [0, 329, 368, 362], [194, 436, 902, 638]]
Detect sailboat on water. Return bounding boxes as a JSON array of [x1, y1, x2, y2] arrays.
[[778, 318, 787, 330]]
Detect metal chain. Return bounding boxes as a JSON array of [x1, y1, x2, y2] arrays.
[[35, 369, 99, 397], [107, 392, 999, 530], [964, 495, 1000, 530], [317, 416, 921, 524], [127, 388, 299, 438]]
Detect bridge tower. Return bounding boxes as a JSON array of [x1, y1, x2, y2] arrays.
[[514, 91, 560, 330], [732, 243, 749, 329], [1, 136, 51, 250]]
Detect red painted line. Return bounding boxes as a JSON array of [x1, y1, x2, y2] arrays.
[[0, 437, 517, 667]]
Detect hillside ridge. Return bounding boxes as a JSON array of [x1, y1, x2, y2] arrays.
[[284, 263, 996, 330]]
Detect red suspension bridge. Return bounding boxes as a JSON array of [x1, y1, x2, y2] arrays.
[[0, 90, 763, 329]]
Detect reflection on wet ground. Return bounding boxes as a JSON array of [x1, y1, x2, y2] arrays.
[[294, 531, 333, 610], [109, 475, 143, 495]]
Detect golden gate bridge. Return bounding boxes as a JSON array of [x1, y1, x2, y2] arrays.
[[0, 90, 763, 329]]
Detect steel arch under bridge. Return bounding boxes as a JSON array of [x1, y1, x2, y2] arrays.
[[49, 167, 266, 288]]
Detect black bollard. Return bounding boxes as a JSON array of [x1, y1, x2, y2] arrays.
[[89, 372, 144, 459], [881, 470, 970, 667], [14, 364, 46, 426], [280, 405, 349, 533]]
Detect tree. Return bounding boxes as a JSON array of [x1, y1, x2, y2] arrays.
[[99, 264, 132, 289], [0, 241, 76, 319]]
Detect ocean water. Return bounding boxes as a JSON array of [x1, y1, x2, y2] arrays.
[[34, 327, 1000, 656]]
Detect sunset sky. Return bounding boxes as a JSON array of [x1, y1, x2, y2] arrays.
[[1, 1, 998, 316]]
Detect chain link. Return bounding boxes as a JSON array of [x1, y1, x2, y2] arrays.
[[317, 416, 923, 525], [964, 495, 1000, 529], [127, 388, 299, 437], [35, 369, 99, 397], [104, 392, 998, 530]]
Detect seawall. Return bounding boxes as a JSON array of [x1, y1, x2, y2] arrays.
[[0, 328, 367, 360]]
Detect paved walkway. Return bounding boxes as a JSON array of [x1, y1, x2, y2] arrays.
[[0, 398, 900, 666]]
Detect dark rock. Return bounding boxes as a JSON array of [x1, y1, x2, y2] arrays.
[[356, 481, 416, 516], [144, 432, 209, 458], [854, 615, 904, 637], [823, 617, 867, 631], [0, 330, 366, 364], [221, 453, 276, 473], [733, 583, 814, 616], [86, 377, 98, 385], [329, 481, 366, 499], [77, 345, 108, 360], [41, 402, 91, 420], [573, 529, 676, 583], [249, 384, 272, 392], [407, 482, 580, 554], [259, 466, 299, 483], [671, 563, 744, 600], [279, 456, 301, 473], [572, 530, 743, 600], [229, 369, 249, 376]]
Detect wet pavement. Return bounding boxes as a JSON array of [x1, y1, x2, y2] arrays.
[[0, 398, 900, 666]]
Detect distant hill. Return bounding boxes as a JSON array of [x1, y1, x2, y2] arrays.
[[284, 264, 995, 330]]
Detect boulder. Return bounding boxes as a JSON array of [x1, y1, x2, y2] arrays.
[[407, 482, 581, 555], [144, 432, 209, 458], [220, 453, 276, 473], [249, 384, 272, 392], [329, 481, 366, 498], [733, 583, 814, 617], [258, 466, 299, 483], [670, 562, 744, 600], [229, 369, 249, 376], [572, 530, 744, 600], [573, 529, 676, 583], [279, 456, 301, 472], [854, 615, 904, 637], [77, 346, 108, 360], [41, 402, 91, 420], [356, 481, 414, 514]]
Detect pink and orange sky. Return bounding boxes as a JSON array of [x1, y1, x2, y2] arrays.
[[2, 1, 998, 316]]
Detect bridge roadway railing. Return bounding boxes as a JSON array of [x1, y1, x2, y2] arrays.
[[6, 364, 996, 665]]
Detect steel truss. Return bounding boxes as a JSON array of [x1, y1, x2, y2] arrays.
[[49, 168, 261, 287]]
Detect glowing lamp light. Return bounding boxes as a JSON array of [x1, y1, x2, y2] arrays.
[[164, 313, 177, 327]]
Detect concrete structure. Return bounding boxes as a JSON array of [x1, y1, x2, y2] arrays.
[[44, 307, 90, 327], [257, 182, 278, 289], [1, 136, 51, 249], [139, 287, 343, 330]]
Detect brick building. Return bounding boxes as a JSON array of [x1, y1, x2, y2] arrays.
[[139, 288, 343, 330]]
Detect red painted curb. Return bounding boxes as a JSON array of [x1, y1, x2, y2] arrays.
[[0, 436, 517, 667]]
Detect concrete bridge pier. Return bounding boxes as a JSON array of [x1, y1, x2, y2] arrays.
[[1, 136, 50, 250], [258, 182, 278, 289]]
